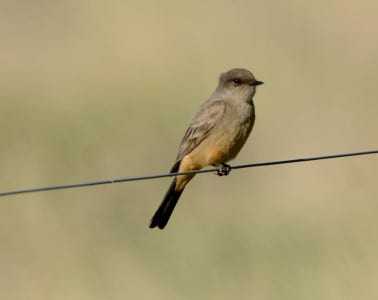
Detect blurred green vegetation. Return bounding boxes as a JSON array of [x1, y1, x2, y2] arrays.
[[1, 1, 378, 299]]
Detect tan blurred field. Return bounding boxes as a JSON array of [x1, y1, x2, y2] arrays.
[[1, 1, 378, 299]]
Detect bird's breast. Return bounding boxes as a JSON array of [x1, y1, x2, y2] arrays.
[[201, 102, 255, 165]]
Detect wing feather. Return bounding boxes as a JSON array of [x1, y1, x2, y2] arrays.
[[175, 100, 226, 163]]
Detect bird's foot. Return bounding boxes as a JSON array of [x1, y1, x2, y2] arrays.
[[215, 164, 231, 176]]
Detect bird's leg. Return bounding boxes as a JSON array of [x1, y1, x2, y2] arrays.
[[213, 163, 231, 176]]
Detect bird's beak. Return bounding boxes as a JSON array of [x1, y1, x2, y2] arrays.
[[253, 80, 264, 86]]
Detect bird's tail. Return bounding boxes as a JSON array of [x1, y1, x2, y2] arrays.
[[149, 178, 183, 229]]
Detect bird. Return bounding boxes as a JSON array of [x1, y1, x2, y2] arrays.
[[149, 68, 263, 229]]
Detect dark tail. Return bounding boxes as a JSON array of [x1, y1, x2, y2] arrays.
[[149, 178, 183, 229]]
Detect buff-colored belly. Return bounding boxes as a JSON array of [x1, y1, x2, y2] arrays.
[[184, 123, 253, 168], [180, 102, 255, 171]]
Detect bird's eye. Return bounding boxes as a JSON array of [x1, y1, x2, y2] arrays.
[[233, 78, 241, 84]]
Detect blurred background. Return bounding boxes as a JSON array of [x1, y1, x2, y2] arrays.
[[1, 0, 378, 299]]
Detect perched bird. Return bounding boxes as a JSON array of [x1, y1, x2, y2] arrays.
[[149, 68, 263, 229]]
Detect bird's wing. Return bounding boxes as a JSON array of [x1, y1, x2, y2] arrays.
[[174, 100, 226, 165]]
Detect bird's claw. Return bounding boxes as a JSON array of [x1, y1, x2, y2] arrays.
[[215, 164, 231, 176]]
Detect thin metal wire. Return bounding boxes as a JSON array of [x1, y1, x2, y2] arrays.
[[0, 150, 377, 197]]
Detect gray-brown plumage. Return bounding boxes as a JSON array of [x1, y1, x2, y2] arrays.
[[149, 68, 263, 229]]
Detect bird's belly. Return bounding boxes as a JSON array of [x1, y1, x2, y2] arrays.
[[208, 134, 246, 163], [199, 121, 253, 165], [187, 103, 255, 168]]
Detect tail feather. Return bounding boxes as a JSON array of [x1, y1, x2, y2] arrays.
[[149, 178, 183, 229]]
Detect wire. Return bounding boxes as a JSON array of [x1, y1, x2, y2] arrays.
[[0, 150, 377, 197]]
